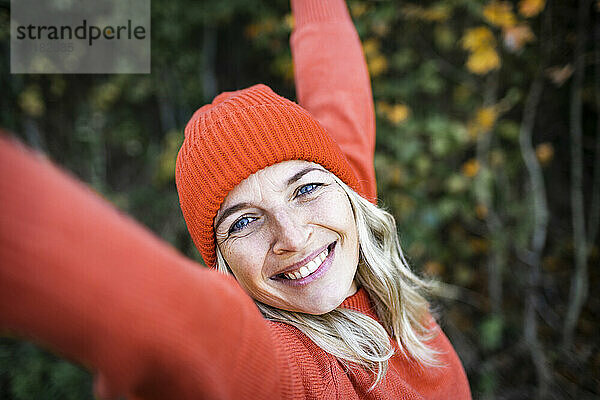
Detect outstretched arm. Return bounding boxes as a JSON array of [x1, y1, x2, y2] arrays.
[[0, 135, 292, 400], [290, 0, 377, 203]]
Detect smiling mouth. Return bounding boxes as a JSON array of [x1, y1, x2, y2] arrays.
[[274, 242, 336, 281]]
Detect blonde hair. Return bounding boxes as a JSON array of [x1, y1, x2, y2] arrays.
[[215, 176, 442, 389]]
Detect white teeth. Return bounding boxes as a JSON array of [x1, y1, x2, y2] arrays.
[[299, 266, 310, 277], [282, 246, 330, 280]]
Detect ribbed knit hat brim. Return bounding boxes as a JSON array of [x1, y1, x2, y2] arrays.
[[176, 84, 360, 267]]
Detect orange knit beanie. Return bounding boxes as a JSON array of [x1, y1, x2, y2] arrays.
[[175, 84, 361, 267]]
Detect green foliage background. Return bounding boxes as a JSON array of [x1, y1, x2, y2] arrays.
[[0, 0, 599, 398]]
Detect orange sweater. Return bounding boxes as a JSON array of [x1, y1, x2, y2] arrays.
[[0, 0, 471, 398]]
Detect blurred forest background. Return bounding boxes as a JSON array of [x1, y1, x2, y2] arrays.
[[0, 0, 599, 398]]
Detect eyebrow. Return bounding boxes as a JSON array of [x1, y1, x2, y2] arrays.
[[214, 166, 328, 231], [214, 202, 253, 232], [286, 166, 327, 186]]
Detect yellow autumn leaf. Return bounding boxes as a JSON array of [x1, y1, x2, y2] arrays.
[[377, 101, 410, 124], [483, 1, 516, 28], [462, 159, 480, 177], [466, 47, 501, 74], [350, 2, 368, 18], [283, 13, 294, 30], [519, 0, 546, 17], [462, 27, 496, 52], [92, 82, 121, 110], [476, 107, 498, 130], [19, 85, 45, 117], [362, 39, 380, 56], [367, 55, 388, 77], [467, 106, 498, 139], [363, 39, 388, 76], [535, 142, 554, 165], [387, 104, 410, 125], [503, 24, 535, 52], [483, 0, 516, 28], [475, 204, 489, 219]]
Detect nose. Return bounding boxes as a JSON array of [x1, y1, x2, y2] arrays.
[[270, 208, 311, 255]]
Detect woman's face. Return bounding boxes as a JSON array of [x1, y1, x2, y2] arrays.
[[214, 160, 359, 315]]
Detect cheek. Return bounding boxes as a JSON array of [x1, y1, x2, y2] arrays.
[[333, 194, 359, 257], [219, 233, 270, 285], [315, 190, 356, 233]]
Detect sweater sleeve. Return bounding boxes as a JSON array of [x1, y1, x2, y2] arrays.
[[290, 0, 377, 204], [0, 134, 298, 400]]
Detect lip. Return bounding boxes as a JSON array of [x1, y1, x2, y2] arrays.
[[271, 241, 336, 286], [270, 242, 332, 277]]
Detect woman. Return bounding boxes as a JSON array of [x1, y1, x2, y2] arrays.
[[0, 0, 471, 398]]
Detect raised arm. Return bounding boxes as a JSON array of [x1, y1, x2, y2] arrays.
[[0, 135, 293, 400], [290, 0, 377, 203]]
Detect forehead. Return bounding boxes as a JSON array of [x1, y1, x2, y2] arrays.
[[220, 160, 325, 207]]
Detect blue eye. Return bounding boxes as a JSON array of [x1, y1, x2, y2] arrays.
[[297, 183, 321, 197], [229, 216, 256, 233]]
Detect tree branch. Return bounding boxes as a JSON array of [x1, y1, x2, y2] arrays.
[[517, 3, 553, 396], [562, 0, 591, 350], [588, 15, 600, 246]]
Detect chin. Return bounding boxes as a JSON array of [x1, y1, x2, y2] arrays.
[[303, 278, 358, 315], [295, 291, 348, 315]]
